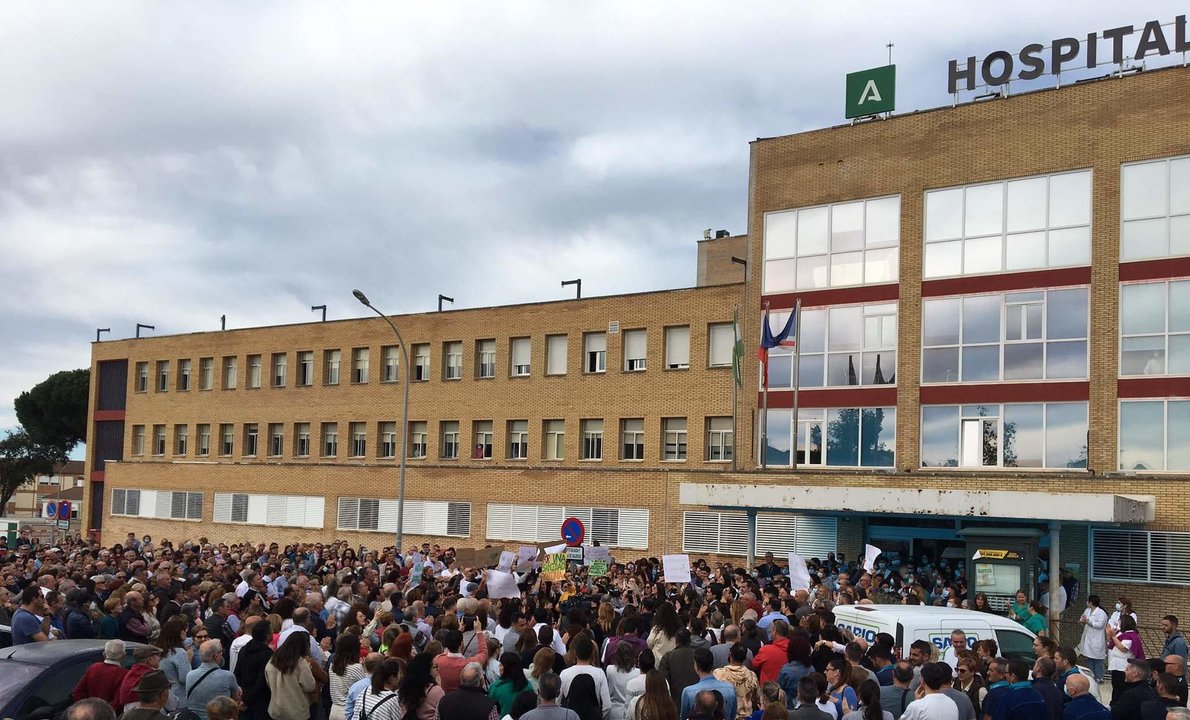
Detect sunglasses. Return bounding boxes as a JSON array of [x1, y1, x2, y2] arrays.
[[195, 634, 209, 640]]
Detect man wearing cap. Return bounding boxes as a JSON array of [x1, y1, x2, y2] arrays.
[[72, 639, 129, 705], [115, 645, 167, 713]]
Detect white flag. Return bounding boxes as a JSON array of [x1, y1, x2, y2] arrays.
[[863, 544, 883, 573], [787, 553, 812, 591]]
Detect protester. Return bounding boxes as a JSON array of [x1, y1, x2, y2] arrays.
[[72, 639, 129, 706]]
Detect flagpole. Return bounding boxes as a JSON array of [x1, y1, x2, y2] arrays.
[[760, 302, 769, 470], [792, 298, 802, 471], [731, 305, 739, 473]]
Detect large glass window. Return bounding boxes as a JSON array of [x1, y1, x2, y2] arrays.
[[1120, 280, 1190, 376], [1121, 156, 1190, 261], [763, 195, 899, 293], [766, 303, 897, 389], [1119, 399, 1190, 471], [763, 407, 895, 468], [922, 288, 1087, 383], [920, 402, 1087, 469], [924, 171, 1091, 278]]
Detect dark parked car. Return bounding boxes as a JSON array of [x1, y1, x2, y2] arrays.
[[0, 639, 143, 719]]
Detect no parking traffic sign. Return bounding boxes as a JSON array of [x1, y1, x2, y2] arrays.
[[561, 517, 585, 547]]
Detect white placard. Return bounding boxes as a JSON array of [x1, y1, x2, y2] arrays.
[[863, 544, 883, 573], [497, 551, 516, 573], [485, 569, 521, 599], [516, 546, 539, 565], [662, 554, 691, 584], [787, 553, 812, 591], [543, 543, 567, 555], [585, 546, 611, 565]]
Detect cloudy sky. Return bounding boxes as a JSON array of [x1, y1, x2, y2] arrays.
[[0, 2, 1183, 444]]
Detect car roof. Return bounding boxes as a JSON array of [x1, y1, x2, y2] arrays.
[[832, 605, 1017, 622], [0, 640, 146, 665]]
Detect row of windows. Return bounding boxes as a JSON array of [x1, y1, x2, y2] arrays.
[[130, 324, 738, 394], [762, 155, 1190, 291], [129, 416, 735, 463], [485, 504, 649, 549]]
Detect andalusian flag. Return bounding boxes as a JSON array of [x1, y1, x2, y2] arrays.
[[732, 308, 744, 387]]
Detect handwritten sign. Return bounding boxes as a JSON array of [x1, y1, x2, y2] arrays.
[[662, 554, 691, 584], [589, 561, 609, 578], [566, 546, 584, 562], [541, 553, 568, 582], [585, 547, 611, 565]]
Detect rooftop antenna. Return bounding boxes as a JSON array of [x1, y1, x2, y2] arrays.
[[311, 305, 327, 322], [438, 294, 454, 312], [135, 323, 155, 338], [562, 279, 581, 299], [95, 328, 110, 343], [887, 42, 894, 65]]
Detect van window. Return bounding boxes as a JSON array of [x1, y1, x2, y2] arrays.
[[996, 629, 1036, 662]]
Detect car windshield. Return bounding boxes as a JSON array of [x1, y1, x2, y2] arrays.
[[0, 663, 46, 711]]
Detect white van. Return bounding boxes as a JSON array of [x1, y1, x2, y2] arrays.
[[832, 604, 1037, 661]]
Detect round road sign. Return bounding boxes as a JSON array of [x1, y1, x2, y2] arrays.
[[561, 517, 585, 547]]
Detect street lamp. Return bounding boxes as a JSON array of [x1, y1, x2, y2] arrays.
[[353, 289, 411, 552]]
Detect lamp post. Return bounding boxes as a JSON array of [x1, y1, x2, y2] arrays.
[[353, 289, 411, 552]]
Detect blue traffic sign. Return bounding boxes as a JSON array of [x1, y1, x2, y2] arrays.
[[561, 517, 585, 547]]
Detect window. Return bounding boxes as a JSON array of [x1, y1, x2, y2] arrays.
[[247, 355, 262, 388], [197, 424, 210, 457], [350, 422, 367, 457], [295, 423, 311, 457], [665, 326, 691, 369], [111, 489, 201, 520], [544, 420, 564, 460], [581, 420, 604, 460], [135, 362, 149, 392], [297, 351, 314, 386], [222, 357, 237, 389], [413, 344, 430, 381], [707, 417, 734, 461], [131, 425, 145, 455], [584, 332, 606, 373], [924, 171, 1091, 278], [382, 346, 399, 382], [244, 423, 259, 456], [477, 340, 496, 378], [214, 493, 324, 528], [174, 424, 188, 455], [269, 423, 284, 457], [152, 425, 166, 456], [769, 303, 898, 389], [1091, 529, 1190, 585], [623, 330, 647, 371], [920, 402, 1087, 468], [156, 361, 169, 392], [220, 424, 234, 456], [409, 421, 427, 458], [380, 422, 397, 458], [547, 334, 568, 375], [1121, 156, 1190, 261], [684, 511, 837, 557], [763, 195, 900, 292], [441, 421, 460, 459], [487, 503, 649, 548], [1120, 280, 1190, 376], [199, 358, 214, 390], [271, 353, 286, 387], [764, 407, 897, 467], [339, 498, 470, 536], [473, 421, 493, 458], [663, 418, 688, 460], [177, 359, 191, 391], [352, 348, 369, 383], [444, 342, 463, 380], [708, 323, 735, 367], [510, 337, 531, 376], [324, 350, 341, 385], [1119, 399, 1190, 471], [321, 423, 337, 457], [922, 289, 1087, 383], [111, 488, 141, 516], [508, 420, 528, 459], [621, 418, 644, 460]]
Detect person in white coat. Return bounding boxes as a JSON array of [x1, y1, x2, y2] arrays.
[[1076, 594, 1109, 683]]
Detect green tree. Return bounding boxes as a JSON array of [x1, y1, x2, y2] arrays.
[[0, 429, 62, 513], [14, 368, 89, 456]]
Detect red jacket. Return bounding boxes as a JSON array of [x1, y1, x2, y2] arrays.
[[114, 662, 155, 709], [72, 661, 128, 704], [432, 632, 488, 693], [752, 636, 789, 685]]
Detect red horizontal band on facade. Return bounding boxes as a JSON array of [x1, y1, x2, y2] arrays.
[[1118, 377, 1190, 398], [919, 381, 1089, 404], [94, 410, 125, 421], [90, 472, 105, 482], [760, 387, 898, 408], [1119, 257, 1190, 282], [762, 283, 898, 309], [921, 267, 1091, 297]]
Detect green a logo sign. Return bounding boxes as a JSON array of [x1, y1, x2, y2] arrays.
[[845, 65, 896, 119]]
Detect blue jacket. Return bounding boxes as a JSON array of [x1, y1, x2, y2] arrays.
[[993, 682, 1046, 720], [1063, 694, 1110, 720]]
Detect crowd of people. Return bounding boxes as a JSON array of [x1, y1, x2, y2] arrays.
[[0, 532, 1185, 720]]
